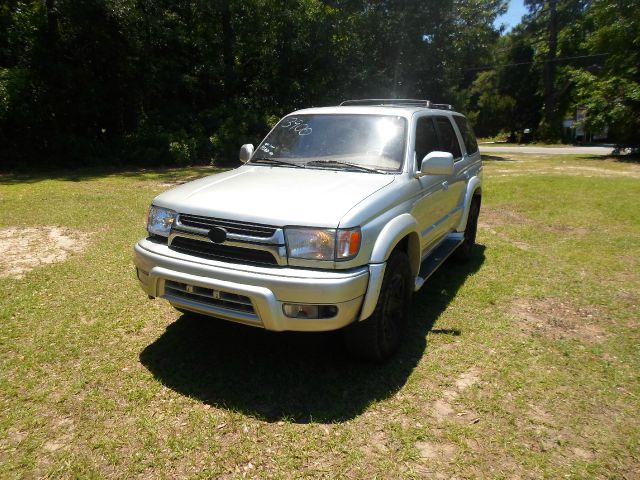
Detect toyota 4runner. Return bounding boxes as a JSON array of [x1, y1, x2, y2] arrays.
[[134, 99, 482, 361]]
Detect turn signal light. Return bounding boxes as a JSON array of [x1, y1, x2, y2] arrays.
[[336, 228, 361, 260]]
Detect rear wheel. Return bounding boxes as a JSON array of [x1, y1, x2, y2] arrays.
[[343, 250, 413, 362], [454, 195, 481, 262]]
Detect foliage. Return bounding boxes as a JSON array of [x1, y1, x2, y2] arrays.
[[569, 0, 640, 149], [1, 0, 637, 167], [466, 33, 542, 140], [0, 0, 505, 169], [467, 70, 515, 137], [467, 0, 639, 148], [572, 71, 640, 149]]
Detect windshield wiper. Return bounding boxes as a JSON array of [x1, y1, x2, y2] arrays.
[[251, 158, 305, 168], [305, 160, 384, 173]]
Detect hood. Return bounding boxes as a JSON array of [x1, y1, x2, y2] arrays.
[[153, 165, 396, 227]]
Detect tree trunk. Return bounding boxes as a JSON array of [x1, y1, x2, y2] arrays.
[[542, 0, 558, 135], [392, 0, 407, 98], [45, 0, 59, 39], [220, 4, 235, 96]]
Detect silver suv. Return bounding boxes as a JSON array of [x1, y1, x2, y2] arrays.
[[134, 99, 482, 361]]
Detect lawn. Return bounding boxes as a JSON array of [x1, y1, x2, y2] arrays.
[[1, 155, 638, 478]]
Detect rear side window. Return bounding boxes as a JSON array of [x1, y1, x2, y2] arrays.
[[434, 117, 462, 159], [453, 116, 479, 154], [414, 117, 440, 168]]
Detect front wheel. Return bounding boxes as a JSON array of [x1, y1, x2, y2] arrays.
[[454, 196, 481, 262], [343, 250, 413, 362]]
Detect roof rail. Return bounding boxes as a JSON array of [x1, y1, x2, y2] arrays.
[[430, 103, 454, 111], [339, 99, 454, 110], [340, 99, 430, 107]]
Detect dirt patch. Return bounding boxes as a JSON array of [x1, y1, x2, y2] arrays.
[[572, 447, 595, 461], [555, 165, 640, 178], [416, 441, 457, 461], [528, 404, 554, 426], [543, 223, 592, 235], [153, 175, 204, 188], [0, 226, 89, 279], [508, 298, 607, 343], [156, 181, 187, 188], [4, 428, 27, 446], [614, 289, 640, 322], [523, 404, 602, 470], [489, 167, 558, 177], [432, 399, 455, 418], [479, 207, 592, 250], [455, 370, 481, 390], [478, 208, 532, 251], [481, 207, 591, 236], [478, 207, 528, 229], [360, 429, 390, 458], [428, 368, 481, 423], [487, 165, 640, 178]]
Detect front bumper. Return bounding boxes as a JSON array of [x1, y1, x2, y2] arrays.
[[134, 239, 370, 331]]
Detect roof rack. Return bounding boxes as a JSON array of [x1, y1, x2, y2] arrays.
[[430, 103, 455, 111], [339, 99, 454, 110]]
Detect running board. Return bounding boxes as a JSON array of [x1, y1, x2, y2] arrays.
[[414, 235, 464, 291]]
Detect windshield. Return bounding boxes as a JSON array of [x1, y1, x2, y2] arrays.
[[251, 114, 407, 172]]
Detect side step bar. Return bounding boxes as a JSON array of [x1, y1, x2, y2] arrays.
[[414, 235, 464, 291]]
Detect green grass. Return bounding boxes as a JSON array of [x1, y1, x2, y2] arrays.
[[477, 136, 576, 147], [1, 156, 639, 478], [478, 141, 574, 147]]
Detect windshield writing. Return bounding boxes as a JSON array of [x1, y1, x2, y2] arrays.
[[252, 114, 407, 172]]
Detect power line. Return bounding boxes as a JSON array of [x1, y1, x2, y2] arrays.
[[465, 53, 609, 72]]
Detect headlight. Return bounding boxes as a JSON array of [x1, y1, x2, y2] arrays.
[[147, 205, 177, 237], [285, 227, 361, 261]]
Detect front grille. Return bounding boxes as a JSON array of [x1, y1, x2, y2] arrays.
[[169, 236, 279, 266], [178, 214, 277, 238], [164, 280, 255, 314]]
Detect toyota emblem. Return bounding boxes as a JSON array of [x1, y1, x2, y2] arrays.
[[208, 227, 227, 243]]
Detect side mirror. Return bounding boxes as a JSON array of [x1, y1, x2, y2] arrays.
[[418, 151, 454, 176], [239, 144, 254, 163]]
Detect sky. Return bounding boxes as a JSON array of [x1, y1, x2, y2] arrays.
[[494, 0, 528, 33]]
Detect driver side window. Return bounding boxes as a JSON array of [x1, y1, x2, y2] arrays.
[[414, 117, 440, 170], [434, 116, 462, 159]]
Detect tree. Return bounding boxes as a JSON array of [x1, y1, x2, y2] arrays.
[[570, 0, 640, 150], [466, 30, 543, 140], [0, 0, 508, 169], [519, 0, 591, 140]]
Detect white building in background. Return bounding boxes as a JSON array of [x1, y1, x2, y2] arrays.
[[563, 107, 608, 143]]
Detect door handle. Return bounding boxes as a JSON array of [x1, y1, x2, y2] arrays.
[[442, 181, 449, 190]]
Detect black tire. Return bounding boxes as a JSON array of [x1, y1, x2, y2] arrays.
[[343, 250, 413, 362], [454, 195, 481, 262]]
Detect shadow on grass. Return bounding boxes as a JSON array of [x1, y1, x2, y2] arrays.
[[615, 153, 640, 164], [139, 246, 485, 423], [588, 153, 640, 163], [481, 154, 513, 162], [0, 164, 227, 185], [578, 153, 640, 164]]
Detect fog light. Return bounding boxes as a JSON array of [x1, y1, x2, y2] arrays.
[[283, 304, 338, 319], [283, 304, 319, 319]]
